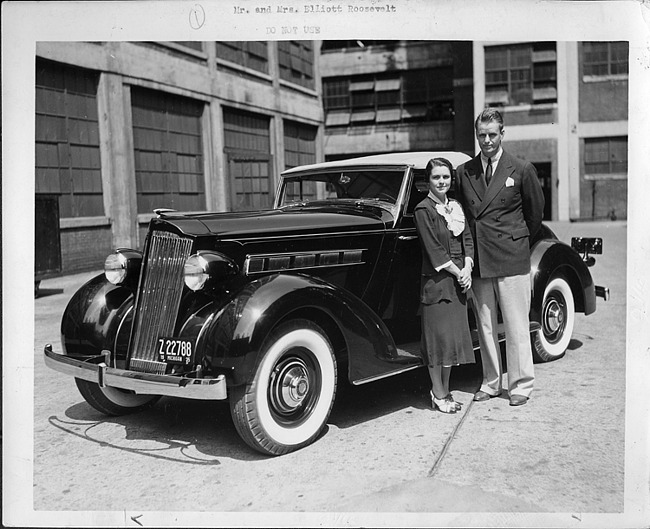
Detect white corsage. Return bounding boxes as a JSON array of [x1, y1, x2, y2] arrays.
[[433, 198, 466, 236], [506, 177, 515, 187]]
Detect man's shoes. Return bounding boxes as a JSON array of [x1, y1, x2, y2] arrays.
[[473, 390, 501, 402], [509, 394, 529, 406]]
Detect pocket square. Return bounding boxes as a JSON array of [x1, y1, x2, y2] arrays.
[[505, 177, 515, 187]]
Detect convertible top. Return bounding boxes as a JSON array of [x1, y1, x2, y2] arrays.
[[281, 151, 473, 175]]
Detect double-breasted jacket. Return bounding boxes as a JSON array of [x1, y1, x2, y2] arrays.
[[455, 151, 545, 278]]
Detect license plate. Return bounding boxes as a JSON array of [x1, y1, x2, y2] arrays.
[[157, 337, 194, 365]]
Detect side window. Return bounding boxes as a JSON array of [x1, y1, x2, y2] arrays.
[[406, 169, 429, 214]]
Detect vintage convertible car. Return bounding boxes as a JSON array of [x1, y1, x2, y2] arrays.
[[44, 151, 608, 455]]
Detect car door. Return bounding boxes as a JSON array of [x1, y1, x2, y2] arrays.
[[378, 168, 428, 346]]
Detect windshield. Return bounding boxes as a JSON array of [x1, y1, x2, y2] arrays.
[[278, 169, 406, 208]]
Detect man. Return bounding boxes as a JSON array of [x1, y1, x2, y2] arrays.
[[456, 108, 545, 406]]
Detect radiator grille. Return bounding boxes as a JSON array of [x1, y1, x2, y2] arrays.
[[128, 231, 193, 374]]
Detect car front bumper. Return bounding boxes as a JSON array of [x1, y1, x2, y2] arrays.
[[44, 344, 227, 400]]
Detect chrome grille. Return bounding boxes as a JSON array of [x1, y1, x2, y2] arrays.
[[128, 231, 193, 374]]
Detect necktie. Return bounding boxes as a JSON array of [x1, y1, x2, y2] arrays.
[[485, 157, 493, 186]]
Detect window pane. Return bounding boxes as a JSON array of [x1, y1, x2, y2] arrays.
[[278, 40, 314, 89], [35, 59, 103, 217], [216, 41, 268, 73], [585, 137, 628, 174], [132, 87, 205, 212], [583, 41, 627, 76], [485, 43, 553, 107]]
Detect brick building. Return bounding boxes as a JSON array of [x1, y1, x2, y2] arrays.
[[35, 41, 323, 274]]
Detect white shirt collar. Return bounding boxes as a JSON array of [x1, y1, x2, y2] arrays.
[[481, 147, 503, 166]]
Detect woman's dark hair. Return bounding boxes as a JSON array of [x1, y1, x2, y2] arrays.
[[426, 157, 454, 178]]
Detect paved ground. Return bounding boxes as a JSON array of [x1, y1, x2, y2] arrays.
[[7, 220, 647, 527]]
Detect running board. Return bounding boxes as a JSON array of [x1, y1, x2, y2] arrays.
[[352, 322, 542, 386]]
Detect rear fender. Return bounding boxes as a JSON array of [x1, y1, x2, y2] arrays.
[[198, 273, 398, 386], [530, 239, 596, 320]]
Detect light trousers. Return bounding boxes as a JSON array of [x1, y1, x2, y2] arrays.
[[472, 274, 535, 398]]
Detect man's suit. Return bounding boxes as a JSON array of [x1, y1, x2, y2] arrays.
[[456, 150, 545, 398]]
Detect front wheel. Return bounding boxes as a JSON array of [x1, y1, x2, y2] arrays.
[[75, 379, 160, 416], [532, 276, 575, 362], [230, 319, 337, 456]]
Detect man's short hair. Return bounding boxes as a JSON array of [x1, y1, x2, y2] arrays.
[[475, 108, 504, 131]]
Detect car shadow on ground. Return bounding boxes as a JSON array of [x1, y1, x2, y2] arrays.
[[50, 362, 481, 462], [330, 362, 482, 428], [49, 338, 577, 461], [52, 399, 265, 463]]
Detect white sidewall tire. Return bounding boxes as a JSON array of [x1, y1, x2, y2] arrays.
[[255, 327, 336, 447], [536, 277, 575, 360]]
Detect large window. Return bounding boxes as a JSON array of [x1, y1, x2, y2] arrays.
[[284, 121, 317, 169], [583, 42, 628, 77], [283, 121, 318, 201], [216, 41, 269, 73], [223, 109, 272, 211], [584, 137, 628, 175], [278, 41, 315, 89], [485, 42, 557, 107], [35, 60, 103, 218], [323, 67, 453, 127], [131, 88, 206, 213]]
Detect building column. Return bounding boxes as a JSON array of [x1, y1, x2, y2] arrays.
[[97, 71, 138, 249], [471, 42, 486, 157], [208, 99, 228, 212], [557, 41, 580, 221]]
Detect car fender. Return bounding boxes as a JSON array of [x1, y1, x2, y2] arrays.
[[530, 239, 596, 320], [196, 273, 399, 386], [61, 274, 135, 360]]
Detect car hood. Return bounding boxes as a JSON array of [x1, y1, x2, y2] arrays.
[[150, 204, 391, 240]]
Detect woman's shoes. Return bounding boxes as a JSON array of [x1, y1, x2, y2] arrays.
[[431, 391, 462, 414]]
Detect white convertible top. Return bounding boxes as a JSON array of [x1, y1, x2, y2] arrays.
[[281, 151, 472, 175]]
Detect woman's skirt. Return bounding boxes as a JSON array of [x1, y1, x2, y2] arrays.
[[421, 286, 475, 367]]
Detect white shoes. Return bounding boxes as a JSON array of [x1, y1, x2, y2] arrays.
[[431, 391, 462, 413]]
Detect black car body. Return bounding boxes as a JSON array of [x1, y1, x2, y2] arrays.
[[44, 151, 608, 455]]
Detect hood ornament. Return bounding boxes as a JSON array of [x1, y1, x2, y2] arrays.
[[153, 208, 177, 218]]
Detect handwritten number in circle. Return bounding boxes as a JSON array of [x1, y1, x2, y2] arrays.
[[189, 4, 205, 30]]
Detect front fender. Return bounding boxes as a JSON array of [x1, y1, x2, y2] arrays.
[[61, 274, 135, 361], [198, 273, 399, 386], [530, 239, 596, 320]]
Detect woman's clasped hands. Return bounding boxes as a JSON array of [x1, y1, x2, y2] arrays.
[[457, 265, 472, 293]]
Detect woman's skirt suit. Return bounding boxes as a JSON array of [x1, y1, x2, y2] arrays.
[[414, 197, 475, 367]]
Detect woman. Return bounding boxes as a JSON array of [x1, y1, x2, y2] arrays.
[[414, 158, 475, 414]]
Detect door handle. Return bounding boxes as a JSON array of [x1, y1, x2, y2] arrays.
[[398, 235, 417, 241]]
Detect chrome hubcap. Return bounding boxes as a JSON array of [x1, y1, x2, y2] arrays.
[[270, 357, 311, 415], [545, 300, 564, 333], [543, 295, 566, 342]]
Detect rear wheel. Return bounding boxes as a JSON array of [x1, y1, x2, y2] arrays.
[[532, 276, 575, 362], [75, 379, 160, 416], [230, 319, 337, 456]]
